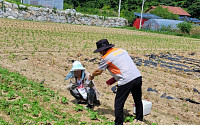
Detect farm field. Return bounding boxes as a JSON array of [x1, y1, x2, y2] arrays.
[[0, 18, 200, 125]]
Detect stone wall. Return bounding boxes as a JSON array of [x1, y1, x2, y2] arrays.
[[0, 0, 128, 27]]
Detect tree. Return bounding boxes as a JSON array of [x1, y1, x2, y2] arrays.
[[150, 6, 179, 20], [188, 2, 200, 18]]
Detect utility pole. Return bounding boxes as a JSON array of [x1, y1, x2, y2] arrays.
[[118, 0, 121, 17], [139, 0, 145, 29]]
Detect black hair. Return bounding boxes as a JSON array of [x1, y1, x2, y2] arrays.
[[104, 47, 112, 52]]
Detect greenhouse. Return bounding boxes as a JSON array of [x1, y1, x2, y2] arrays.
[[23, 0, 63, 10], [142, 19, 184, 31]]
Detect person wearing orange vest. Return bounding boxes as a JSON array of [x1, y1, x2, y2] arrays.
[[89, 39, 143, 124]]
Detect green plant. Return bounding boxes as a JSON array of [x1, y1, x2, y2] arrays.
[[124, 116, 134, 123], [150, 6, 179, 20], [63, 3, 74, 10], [61, 96, 69, 104], [74, 104, 83, 112], [88, 110, 98, 120], [7, 91, 15, 100], [190, 26, 200, 37], [80, 121, 87, 125], [177, 22, 192, 34], [152, 123, 158, 125], [0, 117, 13, 125], [175, 116, 179, 120]]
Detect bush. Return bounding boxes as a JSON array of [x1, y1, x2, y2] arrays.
[[120, 9, 135, 25], [190, 26, 200, 37], [63, 3, 74, 9], [177, 22, 192, 34]]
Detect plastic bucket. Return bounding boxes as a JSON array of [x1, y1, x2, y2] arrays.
[[133, 100, 152, 115]]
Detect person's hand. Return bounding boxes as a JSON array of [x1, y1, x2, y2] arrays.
[[89, 74, 94, 80]]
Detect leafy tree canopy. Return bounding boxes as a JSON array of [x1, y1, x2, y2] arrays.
[[63, 0, 199, 19], [150, 6, 179, 20]]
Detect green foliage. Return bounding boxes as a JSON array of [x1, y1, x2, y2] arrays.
[[121, 9, 136, 24], [175, 116, 179, 120], [0, 117, 13, 125], [7, 91, 15, 99], [80, 121, 87, 125], [102, 4, 110, 10], [63, 3, 74, 9], [124, 116, 135, 123], [190, 26, 200, 38], [75, 6, 117, 17], [88, 110, 98, 120], [150, 6, 179, 20], [61, 96, 69, 104], [152, 123, 158, 125], [74, 104, 83, 112], [177, 22, 192, 34], [63, 0, 199, 23], [0, 66, 74, 124]]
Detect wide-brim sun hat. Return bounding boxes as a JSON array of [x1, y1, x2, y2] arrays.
[[70, 61, 85, 71], [94, 39, 114, 53], [65, 61, 85, 80]]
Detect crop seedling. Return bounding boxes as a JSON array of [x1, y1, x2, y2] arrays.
[[74, 104, 83, 112], [88, 110, 98, 120], [80, 121, 87, 125], [124, 116, 135, 123], [61, 96, 69, 104], [7, 91, 16, 100], [152, 123, 158, 125]]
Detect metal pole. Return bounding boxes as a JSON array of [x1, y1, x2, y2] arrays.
[[139, 0, 145, 29], [118, 0, 121, 17]]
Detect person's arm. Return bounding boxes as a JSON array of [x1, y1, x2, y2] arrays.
[[89, 69, 103, 80]]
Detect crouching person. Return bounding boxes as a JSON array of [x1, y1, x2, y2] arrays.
[[65, 61, 100, 109]]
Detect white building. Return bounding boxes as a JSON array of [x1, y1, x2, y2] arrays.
[[23, 0, 63, 10]]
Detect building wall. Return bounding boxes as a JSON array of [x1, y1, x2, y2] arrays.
[[133, 18, 148, 29], [23, 0, 63, 10]]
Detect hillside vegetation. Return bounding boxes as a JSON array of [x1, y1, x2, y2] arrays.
[[63, 0, 200, 21]]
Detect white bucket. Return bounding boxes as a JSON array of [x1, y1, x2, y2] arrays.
[[133, 100, 152, 115]]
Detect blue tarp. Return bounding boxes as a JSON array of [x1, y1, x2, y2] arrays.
[[179, 17, 200, 23], [134, 12, 162, 19], [189, 18, 200, 23], [142, 19, 184, 31]]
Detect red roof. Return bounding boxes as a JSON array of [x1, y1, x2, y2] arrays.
[[145, 5, 191, 16]]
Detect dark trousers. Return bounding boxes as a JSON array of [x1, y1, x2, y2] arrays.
[[115, 76, 143, 125], [70, 87, 96, 104]]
